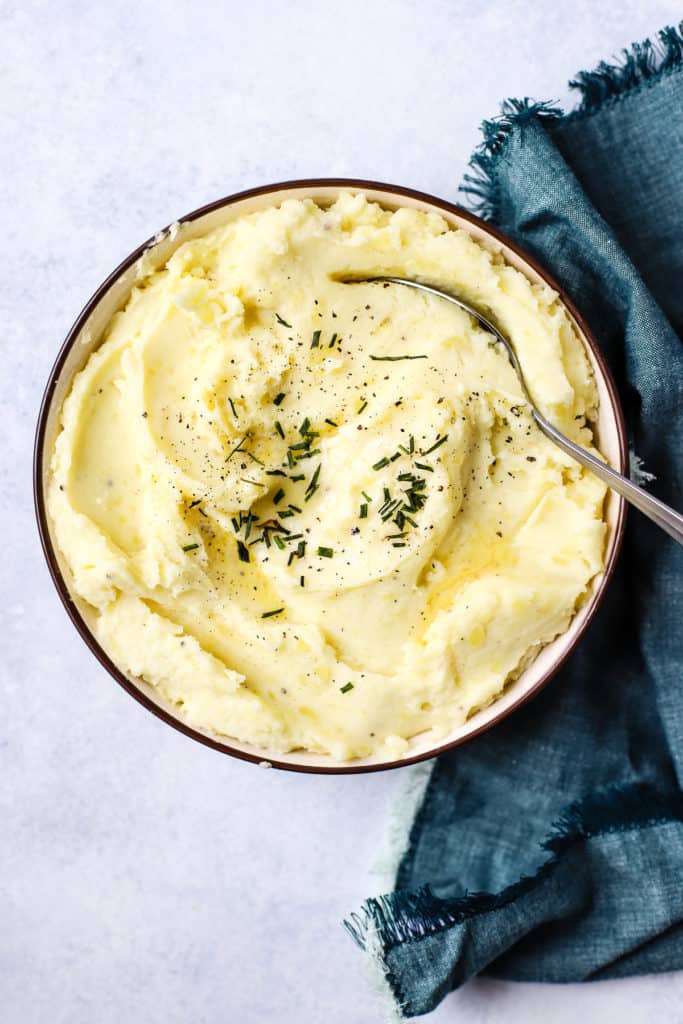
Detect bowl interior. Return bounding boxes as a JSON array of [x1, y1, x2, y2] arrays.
[[37, 182, 625, 772]]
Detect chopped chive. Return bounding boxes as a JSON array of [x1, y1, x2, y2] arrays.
[[423, 434, 448, 455], [324, 418, 338, 427], [198, 507, 207, 517], [359, 503, 368, 519], [273, 488, 285, 505], [392, 542, 407, 548], [274, 420, 285, 439], [288, 504, 302, 513], [247, 451, 265, 466], [373, 457, 390, 471], [231, 517, 240, 533], [295, 448, 320, 460], [361, 490, 372, 502], [311, 330, 321, 348], [390, 451, 401, 462], [188, 499, 202, 508], [317, 546, 334, 558], [275, 313, 292, 328], [239, 478, 266, 488], [305, 464, 321, 501], [328, 333, 338, 348], [358, 400, 368, 414], [340, 682, 354, 694], [182, 543, 199, 552], [414, 461, 433, 472], [300, 575, 305, 587], [299, 417, 310, 435], [383, 488, 391, 502], [273, 392, 286, 406], [226, 435, 247, 460], [289, 473, 306, 482], [273, 534, 286, 550], [262, 607, 284, 618], [278, 509, 295, 518], [369, 354, 427, 361], [289, 440, 310, 451], [397, 473, 414, 481], [409, 435, 415, 453], [266, 469, 287, 477], [287, 450, 296, 468], [297, 540, 306, 558], [228, 398, 238, 418], [236, 540, 250, 563], [287, 551, 296, 566], [244, 513, 255, 541]]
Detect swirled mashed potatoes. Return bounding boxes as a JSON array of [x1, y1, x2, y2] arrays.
[[48, 193, 607, 760]]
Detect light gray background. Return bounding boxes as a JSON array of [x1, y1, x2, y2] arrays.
[[2, 1, 682, 1021]]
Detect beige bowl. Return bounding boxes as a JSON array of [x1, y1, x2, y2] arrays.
[[34, 180, 627, 773]]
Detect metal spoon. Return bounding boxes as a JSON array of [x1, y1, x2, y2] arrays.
[[342, 275, 683, 545]]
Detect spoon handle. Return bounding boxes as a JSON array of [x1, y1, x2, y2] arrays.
[[535, 414, 683, 545]]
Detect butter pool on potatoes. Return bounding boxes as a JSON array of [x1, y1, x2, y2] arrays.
[[48, 193, 607, 760]]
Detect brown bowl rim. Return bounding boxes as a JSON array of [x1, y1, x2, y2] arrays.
[[33, 177, 628, 774]]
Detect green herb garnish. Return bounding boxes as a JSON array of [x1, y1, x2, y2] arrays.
[[305, 463, 321, 501], [236, 540, 250, 563], [359, 503, 368, 519], [182, 543, 199, 552], [226, 435, 248, 460], [273, 534, 286, 550], [274, 421, 285, 439], [373, 457, 390, 471], [317, 546, 334, 558], [188, 499, 202, 509], [273, 392, 286, 406], [422, 434, 448, 455], [275, 313, 292, 328], [324, 418, 338, 427], [340, 682, 354, 694], [262, 608, 284, 618], [414, 461, 433, 472], [358, 400, 367, 414], [273, 488, 285, 505], [228, 398, 238, 418], [311, 330, 321, 348], [369, 354, 427, 361]]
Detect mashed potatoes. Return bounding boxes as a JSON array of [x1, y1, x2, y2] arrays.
[[48, 193, 607, 760]]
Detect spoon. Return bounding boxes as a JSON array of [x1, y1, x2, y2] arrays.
[[342, 275, 683, 545]]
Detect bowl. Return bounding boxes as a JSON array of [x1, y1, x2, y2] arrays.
[[34, 179, 627, 773]]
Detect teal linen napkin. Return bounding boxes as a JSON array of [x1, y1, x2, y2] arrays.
[[346, 25, 683, 1018]]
